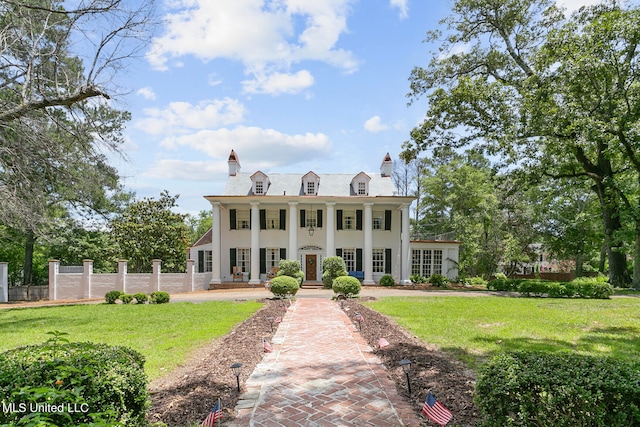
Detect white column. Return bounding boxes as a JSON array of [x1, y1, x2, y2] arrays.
[[363, 203, 374, 285], [249, 202, 261, 285], [82, 259, 93, 299], [401, 204, 411, 284], [325, 202, 335, 257], [209, 202, 222, 285], [288, 202, 298, 262], [151, 259, 162, 292], [0, 262, 8, 303], [49, 260, 59, 301]]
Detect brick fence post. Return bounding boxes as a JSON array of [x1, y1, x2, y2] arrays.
[[0, 262, 8, 303], [151, 259, 161, 292], [49, 260, 60, 301], [83, 259, 93, 299]]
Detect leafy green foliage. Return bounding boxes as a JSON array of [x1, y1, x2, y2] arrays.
[[276, 259, 304, 284], [332, 276, 361, 297], [269, 276, 299, 297], [487, 278, 613, 299], [321, 256, 347, 289], [475, 352, 640, 427], [104, 291, 124, 304], [120, 294, 134, 304], [409, 274, 428, 284], [149, 291, 170, 304], [0, 340, 149, 426], [133, 293, 148, 304], [429, 274, 449, 287], [380, 275, 395, 287], [462, 276, 488, 287], [110, 191, 190, 273]]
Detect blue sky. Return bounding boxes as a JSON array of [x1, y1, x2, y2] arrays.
[[112, 0, 599, 215]]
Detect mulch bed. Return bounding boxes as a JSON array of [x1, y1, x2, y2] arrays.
[[148, 297, 481, 426]]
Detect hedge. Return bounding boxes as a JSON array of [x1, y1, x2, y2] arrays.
[[0, 340, 149, 426], [475, 351, 640, 426], [322, 256, 347, 289], [269, 275, 300, 297], [487, 277, 613, 299]]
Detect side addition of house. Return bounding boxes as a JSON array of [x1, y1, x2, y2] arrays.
[[192, 150, 459, 286]]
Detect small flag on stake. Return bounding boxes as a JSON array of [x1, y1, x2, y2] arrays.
[[354, 312, 364, 323], [262, 337, 273, 353], [377, 337, 390, 349], [422, 391, 452, 426], [274, 316, 282, 323], [201, 398, 222, 427]]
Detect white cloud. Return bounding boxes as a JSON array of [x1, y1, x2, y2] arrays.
[[136, 87, 156, 100], [364, 115, 390, 133], [389, 0, 408, 19], [242, 69, 314, 95], [556, 0, 602, 13], [134, 98, 246, 136], [160, 126, 332, 170], [148, 0, 359, 93], [143, 159, 224, 181]]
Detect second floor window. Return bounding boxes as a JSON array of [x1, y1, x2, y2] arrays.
[[255, 181, 264, 194]]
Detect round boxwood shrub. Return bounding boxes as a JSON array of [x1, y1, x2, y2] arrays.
[[0, 341, 149, 426], [380, 274, 395, 287], [270, 275, 300, 297], [149, 291, 170, 304], [120, 294, 134, 304], [322, 256, 347, 289], [105, 290, 124, 304], [277, 259, 305, 285], [133, 293, 148, 304], [475, 351, 640, 427], [332, 275, 361, 297]]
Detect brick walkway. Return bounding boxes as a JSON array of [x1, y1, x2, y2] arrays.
[[229, 299, 421, 426]]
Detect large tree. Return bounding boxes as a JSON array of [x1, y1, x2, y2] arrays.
[[404, 0, 639, 286], [0, 0, 155, 231]]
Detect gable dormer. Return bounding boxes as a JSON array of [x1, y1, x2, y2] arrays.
[[302, 171, 320, 196], [351, 172, 371, 196], [250, 171, 270, 195]]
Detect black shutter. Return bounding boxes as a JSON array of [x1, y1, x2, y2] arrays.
[[385, 248, 392, 274], [300, 209, 306, 228], [356, 210, 363, 230], [280, 248, 286, 261], [260, 209, 266, 230], [260, 248, 266, 274], [317, 209, 323, 228], [230, 209, 237, 230], [385, 210, 392, 231], [198, 250, 204, 273], [336, 248, 342, 257], [279, 209, 286, 230], [230, 248, 237, 274], [356, 248, 363, 271], [249, 209, 252, 229], [337, 210, 343, 230]]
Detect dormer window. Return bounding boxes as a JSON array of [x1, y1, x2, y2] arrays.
[[351, 172, 371, 196], [250, 171, 269, 195], [302, 171, 320, 196], [358, 182, 366, 195]]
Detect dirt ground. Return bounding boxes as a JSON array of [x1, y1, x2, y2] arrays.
[[147, 297, 481, 426]]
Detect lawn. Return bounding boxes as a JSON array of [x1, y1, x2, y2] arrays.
[[0, 301, 263, 380], [365, 296, 640, 369]]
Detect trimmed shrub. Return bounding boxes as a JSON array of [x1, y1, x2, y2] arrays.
[[332, 275, 361, 297], [277, 259, 305, 285], [463, 276, 488, 287], [380, 274, 395, 287], [105, 290, 124, 304], [487, 278, 523, 292], [322, 256, 347, 289], [120, 294, 134, 304], [475, 351, 640, 427], [0, 340, 149, 426], [149, 291, 170, 304], [269, 275, 299, 297], [429, 273, 449, 287], [518, 279, 552, 297], [133, 293, 148, 304], [571, 276, 614, 299]]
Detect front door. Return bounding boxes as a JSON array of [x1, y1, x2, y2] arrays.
[[305, 255, 317, 281]]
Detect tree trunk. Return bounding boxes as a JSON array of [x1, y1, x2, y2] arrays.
[[23, 231, 35, 286]]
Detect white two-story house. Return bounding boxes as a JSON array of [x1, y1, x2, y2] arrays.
[[193, 150, 459, 286]]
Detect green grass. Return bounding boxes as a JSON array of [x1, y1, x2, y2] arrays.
[[366, 296, 640, 369], [0, 301, 263, 380]]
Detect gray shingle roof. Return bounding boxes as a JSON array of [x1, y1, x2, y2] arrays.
[[222, 172, 397, 197]]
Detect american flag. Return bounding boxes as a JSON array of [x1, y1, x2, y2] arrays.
[[377, 337, 390, 348], [262, 337, 273, 353], [354, 312, 364, 323], [422, 392, 452, 426], [274, 316, 282, 323], [201, 399, 222, 427]]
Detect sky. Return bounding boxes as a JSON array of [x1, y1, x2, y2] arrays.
[[112, 0, 602, 215]]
